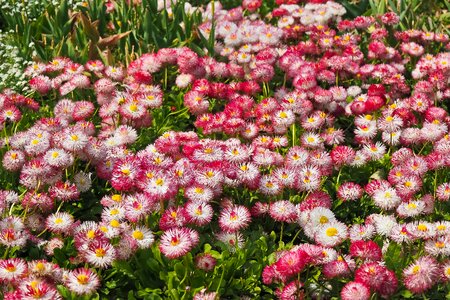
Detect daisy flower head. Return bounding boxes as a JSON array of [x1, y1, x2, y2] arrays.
[[337, 182, 363, 201], [185, 201, 214, 226], [363, 142, 386, 161], [354, 262, 391, 292], [2, 149, 26, 172], [83, 240, 116, 269], [315, 221, 348, 247], [274, 249, 310, 280], [0, 258, 27, 283], [424, 236, 450, 257], [195, 253, 217, 272], [406, 221, 436, 240], [269, 200, 297, 223], [61, 129, 88, 152], [340, 281, 371, 300], [128, 226, 155, 249], [322, 255, 353, 279], [43, 148, 74, 168], [307, 207, 336, 229], [349, 223, 376, 241], [403, 255, 440, 294], [45, 212, 74, 234], [296, 165, 321, 192], [159, 227, 199, 259], [396, 200, 425, 218], [349, 240, 382, 262], [215, 231, 244, 253], [436, 182, 450, 201], [219, 205, 251, 233], [442, 261, 450, 282], [65, 267, 100, 295], [159, 206, 188, 231], [258, 175, 282, 196], [368, 213, 397, 236], [18, 277, 62, 299], [330, 145, 355, 166], [119, 99, 147, 120], [372, 187, 401, 210], [301, 132, 323, 149]]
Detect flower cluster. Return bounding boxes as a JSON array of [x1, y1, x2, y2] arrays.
[[2, 0, 450, 298]]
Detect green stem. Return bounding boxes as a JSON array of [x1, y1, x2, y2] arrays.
[[3, 246, 9, 259], [164, 67, 168, 91], [417, 142, 428, 155], [279, 222, 284, 246], [433, 169, 438, 198], [290, 229, 301, 245], [215, 264, 225, 294], [180, 255, 189, 285], [291, 123, 296, 147]]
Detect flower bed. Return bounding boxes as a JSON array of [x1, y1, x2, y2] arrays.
[[1, 0, 450, 299]]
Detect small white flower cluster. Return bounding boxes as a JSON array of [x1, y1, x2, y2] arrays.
[[0, 0, 58, 20], [0, 31, 32, 93]]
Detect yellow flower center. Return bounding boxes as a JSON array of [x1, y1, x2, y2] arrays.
[[319, 216, 329, 224], [95, 248, 106, 257], [417, 224, 428, 231], [77, 274, 89, 285], [110, 219, 120, 227], [112, 194, 122, 202], [326, 227, 338, 237], [132, 230, 144, 240]]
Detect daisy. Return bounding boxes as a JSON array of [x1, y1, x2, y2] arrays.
[[285, 147, 309, 168], [129, 226, 154, 249], [159, 227, 199, 259], [159, 206, 188, 231], [195, 167, 223, 189], [83, 240, 116, 268], [372, 187, 401, 210], [258, 175, 282, 195], [307, 207, 336, 229], [219, 205, 251, 233], [349, 240, 382, 262], [224, 144, 252, 163], [301, 132, 323, 148], [349, 223, 375, 241], [424, 236, 450, 256], [315, 221, 348, 247], [403, 256, 440, 294], [269, 200, 297, 223], [65, 268, 100, 295], [61, 130, 88, 152], [337, 182, 363, 201], [185, 201, 214, 226], [215, 231, 244, 253], [406, 221, 436, 240], [45, 212, 74, 234], [396, 201, 425, 218], [2, 149, 26, 172], [274, 249, 310, 279], [0, 258, 27, 283], [119, 100, 147, 120], [195, 253, 217, 272], [43, 148, 74, 168], [340, 281, 371, 300], [323, 256, 352, 279]]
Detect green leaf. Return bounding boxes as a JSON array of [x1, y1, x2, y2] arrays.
[[112, 260, 137, 279]]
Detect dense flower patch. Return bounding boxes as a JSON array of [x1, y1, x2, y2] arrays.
[[1, 0, 450, 298]]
